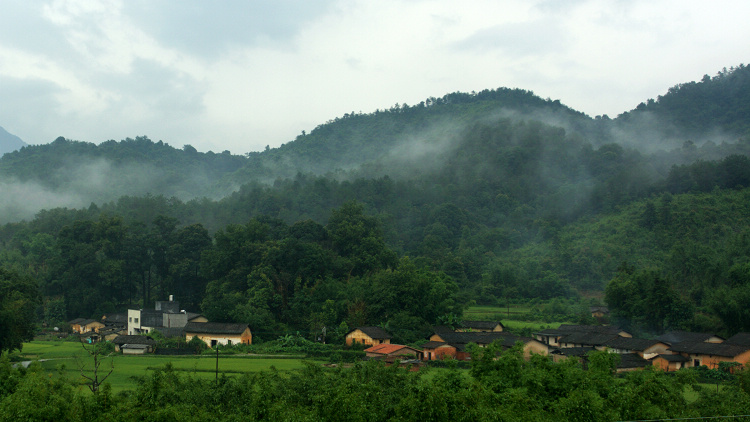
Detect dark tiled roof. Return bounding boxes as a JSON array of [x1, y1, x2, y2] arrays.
[[68, 318, 86, 325], [112, 335, 156, 345], [349, 326, 392, 340], [184, 322, 249, 335], [668, 341, 750, 358], [650, 354, 689, 362], [434, 331, 534, 348], [186, 312, 205, 321], [101, 313, 128, 324], [459, 320, 504, 330], [604, 337, 665, 351], [551, 346, 596, 357], [656, 331, 724, 345], [535, 324, 626, 337], [421, 341, 456, 349], [618, 353, 651, 369], [557, 332, 619, 347], [724, 332, 750, 347]]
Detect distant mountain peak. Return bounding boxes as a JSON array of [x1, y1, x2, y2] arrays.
[[0, 126, 27, 155]]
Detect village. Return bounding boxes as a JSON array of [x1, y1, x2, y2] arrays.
[[66, 297, 750, 373]]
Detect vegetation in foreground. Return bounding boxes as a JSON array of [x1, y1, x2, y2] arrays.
[[3, 342, 750, 421]]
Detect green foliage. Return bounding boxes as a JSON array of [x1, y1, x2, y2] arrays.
[[0, 267, 39, 352]]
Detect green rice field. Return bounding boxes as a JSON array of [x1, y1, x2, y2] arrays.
[[15, 341, 320, 393]]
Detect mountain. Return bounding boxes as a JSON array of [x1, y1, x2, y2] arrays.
[[0, 126, 27, 155], [1, 64, 750, 336], [612, 64, 750, 151]]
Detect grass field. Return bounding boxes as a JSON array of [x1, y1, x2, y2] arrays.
[[16, 341, 320, 393], [463, 305, 534, 319]]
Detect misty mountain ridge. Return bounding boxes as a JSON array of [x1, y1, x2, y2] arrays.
[[0, 126, 27, 156], [0, 64, 748, 223]]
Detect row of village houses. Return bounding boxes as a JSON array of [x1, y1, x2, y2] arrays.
[[347, 322, 750, 373], [68, 297, 750, 371]]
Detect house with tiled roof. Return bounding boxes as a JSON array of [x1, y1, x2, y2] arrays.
[[550, 346, 597, 364], [425, 331, 548, 360], [69, 318, 105, 335], [364, 344, 422, 359], [602, 337, 671, 359], [656, 331, 724, 345], [723, 332, 750, 347], [534, 325, 630, 347], [667, 341, 750, 369], [112, 335, 157, 354], [455, 320, 504, 332], [345, 327, 393, 346], [183, 322, 252, 348], [617, 353, 651, 373], [649, 353, 690, 372], [556, 332, 621, 349]]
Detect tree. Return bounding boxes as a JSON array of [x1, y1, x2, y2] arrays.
[[0, 267, 38, 352], [77, 340, 115, 394]]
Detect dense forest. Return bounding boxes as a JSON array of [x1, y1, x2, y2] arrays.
[[2, 64, 750, 346]]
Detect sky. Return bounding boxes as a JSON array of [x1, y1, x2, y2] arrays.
[[1, 0, 748, 155]]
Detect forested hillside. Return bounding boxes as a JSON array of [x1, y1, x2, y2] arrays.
[[1, 64, 750, 339]]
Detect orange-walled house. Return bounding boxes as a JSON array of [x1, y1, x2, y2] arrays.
[[667, 342, 750, 369], [365, 344, 423, 359]]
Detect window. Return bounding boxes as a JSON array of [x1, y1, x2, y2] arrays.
[[134, 318, 139, 323], [129, 317, 132, 322], [227, 340, 232, 345]]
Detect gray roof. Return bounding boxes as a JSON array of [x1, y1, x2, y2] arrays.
[[349, 326, 393, 340], [617, 353, 651, 369], [433, 331, 535, 348], [112, 335, 156, 345], [724, 332, 750, 347], [535, 324, 627, 337], [121, 343, 151, 349], [184, 322, 249, 335], [604, 337, 666, 351], [557, 332, 619, 347], [668, 341, 750, 358], [551, 346, 596, 357], [656, 331, 724, 345], [650, 354, 689, 362], [459, 320, 504, 330]]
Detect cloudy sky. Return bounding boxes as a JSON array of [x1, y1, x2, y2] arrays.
[[1, 0, 748, 155]]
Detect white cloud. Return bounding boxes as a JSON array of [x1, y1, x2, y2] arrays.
[[0, 0, 749, 153]]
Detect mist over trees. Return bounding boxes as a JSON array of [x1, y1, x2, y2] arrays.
[[1, 64, 750, 338]]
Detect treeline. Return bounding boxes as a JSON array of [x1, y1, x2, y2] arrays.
[[0, 202, 461, 344], [3, 344, 750, 421]]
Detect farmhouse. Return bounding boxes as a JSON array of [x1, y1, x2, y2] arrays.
[[455, 320, 504, 332], [534, 324, 631, 347], [68, 318, 105, 334], [112, 335, 156, 354], [345, 327, 393, 346], [425, 331, 548, 360], [183, 322, 252, 348], [602, 337, 671, 359], [649, 354, 690, 372], [656, 331, 724, 345], [365, 344, 423, 359], [667, 342, 750, 369]]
